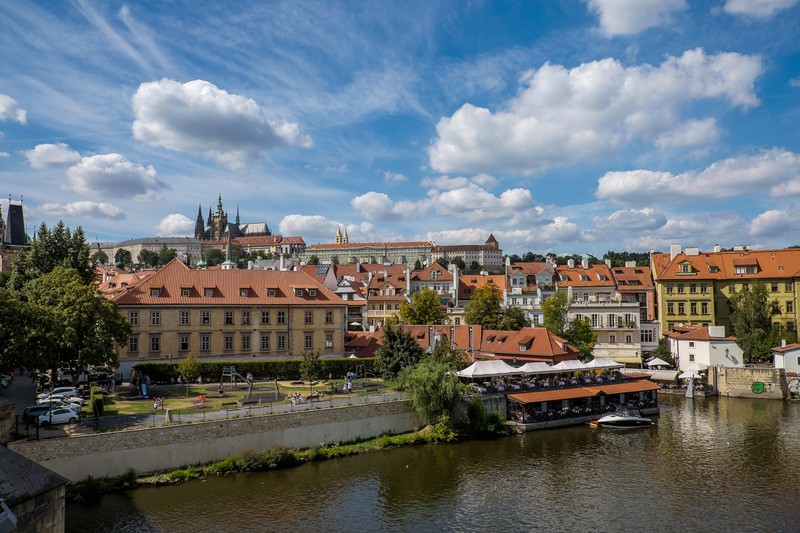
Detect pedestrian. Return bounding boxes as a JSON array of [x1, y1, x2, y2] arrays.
[[347, 380, 352, 394]]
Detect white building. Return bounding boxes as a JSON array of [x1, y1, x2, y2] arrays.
[[772, 341, 800, 375], [665, 325, 744, 371]]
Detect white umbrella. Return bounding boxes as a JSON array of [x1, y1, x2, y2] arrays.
[[519, 362, 557, 375], [552, 359, 588, 371], [678, 370, 701, 379], [686, 362, 708, 372], [456, 360, 520, 378], [646, 357, 670, 368], [584, 357, 624, 370]]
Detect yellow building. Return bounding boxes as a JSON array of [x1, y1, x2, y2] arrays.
[[113, 259, 347, 363], [651, 245, 799, 336]]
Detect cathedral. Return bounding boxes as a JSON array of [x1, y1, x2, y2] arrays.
[[194, 195, 271, 242]]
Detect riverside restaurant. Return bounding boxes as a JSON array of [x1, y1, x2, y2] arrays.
[[456, 358, 660, 431]]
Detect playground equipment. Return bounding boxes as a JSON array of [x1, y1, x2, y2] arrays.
[[220, 366, 251, 394]]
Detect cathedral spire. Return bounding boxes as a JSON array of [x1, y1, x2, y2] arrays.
[[236, 205, 240, 225], [216, 193, 223, 215], [194, 204, 205, 240]]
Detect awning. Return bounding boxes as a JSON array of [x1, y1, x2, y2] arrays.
[[552, 360, 587, 371], [457, 360, 520, 378], [584, 357, 624, 370], [646, 357, 670, 367], [508, 379, 660, 405]]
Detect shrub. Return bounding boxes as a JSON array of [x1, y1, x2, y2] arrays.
[[429, 413, 458, 442]]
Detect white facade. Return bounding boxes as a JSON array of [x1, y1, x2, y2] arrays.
[[569, 300, 642, 364], [667, 326, 744, 370]]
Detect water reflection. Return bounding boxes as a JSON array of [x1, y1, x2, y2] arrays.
[[67, 395, 800, 532]]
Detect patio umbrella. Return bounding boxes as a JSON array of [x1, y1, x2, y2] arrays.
[[678, 370, 701, 380], [686, 362, 708, 372], [646, 357, 670, 368]]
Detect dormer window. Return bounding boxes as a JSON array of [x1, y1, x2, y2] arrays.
[[519, 343, 527, 352], [295, 288, 304, 297], [150, 288, 161, 297], [580, 275, 589, 282], [108, 282, 116, 288], [181, 288, 192, 297], [598, 274, 607, 281], [309, 289, 317, 297], [431, 270, 439, 280], [268, 288, 276, 297], [204, 288, 214, 297], [240, 288, 250, 297]]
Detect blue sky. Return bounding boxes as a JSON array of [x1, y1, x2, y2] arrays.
[[1, 0, 799, 257]]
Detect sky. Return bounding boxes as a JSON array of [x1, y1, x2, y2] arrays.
[[1, 0, 800, 257]]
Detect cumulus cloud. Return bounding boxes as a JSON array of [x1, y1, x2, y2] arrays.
[[589, 0, 687, 37], [383, 171, 407, 183], [24, 143, 81, 169], [602, 208, 667, 230], [66, 153, 169, 199], [724, 0, 799, 18], [429, 49, 762, 175], [628, 212, 743, 251], [132, 79, 312, 168], [749, 210, 797, 237], [0, 152, 8, 158], [425, 228, 492, 246], [156, 213, 194, 235], [791, 77, 800, 88], [0, 93, 26, 124], [39, 201, 125, 220], [596, 149, 800, 204], [350, 192, 426, 221], [654, 118, 720, 150], [278, 214, 345, 243]]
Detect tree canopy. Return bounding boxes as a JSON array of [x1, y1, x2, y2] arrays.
[[205, 248, 225, 266], [91, 249, 109, 265], [542, 291, 570, 337], [564, 318, 597, 362], [375, 325, 425, 379], [730, 281, 779, 362], [114, 248, 132, 267], [398, 358, 462, 425], [8, 221, 93, 290], [300, 350, 322, 383], [465, 283, 530, 330], [399, 287, 447, 325]]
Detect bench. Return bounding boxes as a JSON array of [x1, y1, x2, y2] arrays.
[[221, 402, 239, 411], [361, 384, 380, 392], [238, 399, 259, 408]]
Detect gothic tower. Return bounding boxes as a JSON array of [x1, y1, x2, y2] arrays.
[[194, 204, 205, 240]]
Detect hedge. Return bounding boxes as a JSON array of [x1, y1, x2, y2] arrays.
[[132, 358, 377, 384]]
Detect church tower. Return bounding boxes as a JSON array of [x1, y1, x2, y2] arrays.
[[335, 225, 343, 244], [194, 204, 205, 240]]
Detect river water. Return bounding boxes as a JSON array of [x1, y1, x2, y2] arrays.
[[66, 395, 800, 532]]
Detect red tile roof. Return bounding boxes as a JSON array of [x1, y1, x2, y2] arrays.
[[555, 264, 615, 287], [307, 241, 430, 250], [651, 248, 800, 280]]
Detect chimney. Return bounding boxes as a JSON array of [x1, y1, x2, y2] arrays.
[[605, 259, 611, 267], [782, 338, 787, 347], [581, 258, 589, 269], [567, 259, 575, 268], [670, 244, 681, 260], [625, 261, 636, 267], [713, 244, 721, 253]]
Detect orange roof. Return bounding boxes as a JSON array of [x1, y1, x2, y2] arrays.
[[412, 263, 453, 282], [665, 326, 736, 342], [651, 248, 800, 280], [458, 274, 506, 300], [113, 258, 343, 307], [307, 241, 430, 250], [509, 262, 554, 276], [234, 235, 305, 246], [610, 266, 652, 290], [772, 343, 800, 353], [508, 379, 659, 404], [555, 263, 615, 287]]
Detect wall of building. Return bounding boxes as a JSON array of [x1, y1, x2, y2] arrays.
[[710, 367, 787, 400], [9, 401, 419, 482], [10, 485, 66, 533]]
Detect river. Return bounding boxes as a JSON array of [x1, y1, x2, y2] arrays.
[[66, 394, 800, 532]]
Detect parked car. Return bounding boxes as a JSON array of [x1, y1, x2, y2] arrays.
[[35, 401, 81, 414], [38, 408, 79, 426], [22, 405, 52, 424], [37, 393, 85, 405]]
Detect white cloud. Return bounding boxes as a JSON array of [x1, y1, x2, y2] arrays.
[[628, 212, 744, 251], [39, 201, 125, 220], [0, 93, 27, 124], [602, 208, 668, 230], [749, 210, 797, 237], [471, 173, 499, 188], [724, 0, 799, 18], [429, 49, 762, 175], [132, 79, 312, 168], [420, 175, 471, 190], [66, 153, 169, 199], [425, 228, 491, 246], [0, 151, 9, 158], [350, 192, 426, 221], [589, 0, 687, 37], [279, 214, 341, 242], [156, 213, 194, 235], [790, 77, 800, 88], [24, 143, 81, 169], [654, 118, 720, 150], [383, 171, 407, 183], [597, 149, 800, 204]]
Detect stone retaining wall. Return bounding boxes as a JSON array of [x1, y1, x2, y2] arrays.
[[710, 367, 787, 400], [8, 400, 419, 482]]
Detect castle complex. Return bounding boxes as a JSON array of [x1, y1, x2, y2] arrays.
[[194, 194, 271, 242]]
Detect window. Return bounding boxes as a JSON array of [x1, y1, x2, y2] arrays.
[[180, 311, 190, 326], [787, 282, 793, 292], [261, 335, 270, 350], [701, 284, 708, 293], [261, 311, 271, 324], [592, 314, 602, 327], [242, 311, 251, 325], [430, 270, 439, 280], [305, 311, 313, 324], [268, 288, 276, 297], [625, 313, 636, 325], [772, 283, 779, 293], [181, 288, 192, 297], [305, 334, 313, 349], [690, 302, 697, 315], [309, 289, 317, 297], [326, 333, 333, 348], [608, 314, 617, 327], [690, 284, 697, 293], [689, 341, 695, 347], [179, 336, 189, 351], [295, 288, 304, 297], [666, 285, 674, 294], [277, 334, 286, 350], [242, 335, 251, 350], [787, 301, 794, 313], [640, 330, 654, 343], [689, 354, 695, 362], [128, 336, 138, 352], [240, 288, 249, 297], [150, 312, 160, 326], [224, 336, 233, 350], [701, 302, 709, 314], [678, 303, 685, 315], [204, 288, 214, 297], [625, 334, 632, 344], [326, 311, 334, 324], [201, 335, 210, 351], [680, 264, 691, 273], [150, 288, 161, 297], [609, 334, 616, 344], [729, 283, 735, 293], [129, 312, 139, 325], [277, 311, 286, 324], [225, 311, 233, 325], [518, 343, 527, 352], [677, 284, 685, 293], [667, 303, 674, 315], [202, 311, 210, 324], [150, 336, 160, 352]]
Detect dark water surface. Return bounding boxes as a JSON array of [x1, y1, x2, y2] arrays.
[[66, 395, 800, 532]]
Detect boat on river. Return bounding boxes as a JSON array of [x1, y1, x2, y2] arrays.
[[589, 407, 654, 428]]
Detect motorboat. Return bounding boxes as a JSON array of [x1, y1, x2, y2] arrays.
[[589, 407, 654, 428]]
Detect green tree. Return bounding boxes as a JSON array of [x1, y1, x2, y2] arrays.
[[158, 246, 177, 265], [498, 305, 531, 331], [429, 336, 464, 368], [413, 259, 422, 270], [730, 281, 779, 362], [26, 267, 132, 384], [542, 291, 570, 337], [137, 249, 159, 267], [468, 261, 480, 273], [399, 287, 447, 325], [436, 258, 450, 269], [375, 325, 425, 379], [564, 318, 597, 362], [205, 248, 225, 266], [91, 249, 109, 265], [114, 248, 132, 267], [452, 257, 466, 271], [307, 255, 320, 265], [465, 283, 504, 329], [0, 288, 60, 372], [398, 358, 462, 425], [177, 353, 202, 396], [648, 343, 675, 367], [8, 221, 92, 290], [299, 350, 321, 384]]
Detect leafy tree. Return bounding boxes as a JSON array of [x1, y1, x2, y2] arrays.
[[413, 259, 422, 270], [522, 252, 546, 262], [91, 249, 109, 265], [542, 291, 570, 336], [465, 283, 504, 329], [25, 267, 132, 384], [498, 305, 531, 331], [0, 288, 60, 372], [375, 325, 425, 379], [429, 336, 464, 368], [307, 255, 320, 265], [138, 249, 159, 267], [398, 358, 462, 425], [205, 248, 225, 266], [399, 287, 447, 325], [436, 258, 450, 269], [564, 318, 597, 362], [177, 353, 202, 396], [468, 261, 480, 273], [299, 350, 321, 384], [603, 250, 650, 267], [8, 221, 92, 290], [452, 257, 466, 271], [114, 248, 132, 267], [730, 281, 779, 362], [648, 343, 675, 367], [508, 254, 522, 263], [158, 246, 177, 265]]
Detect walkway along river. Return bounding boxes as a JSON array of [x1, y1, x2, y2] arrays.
[[66, 394, 800, 532]]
